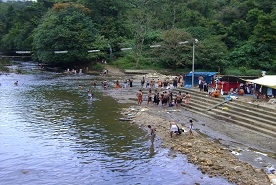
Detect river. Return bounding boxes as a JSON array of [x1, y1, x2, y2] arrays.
[[0, 61, 232, 185]]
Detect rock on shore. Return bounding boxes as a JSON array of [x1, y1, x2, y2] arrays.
[[121, 106, 270, 185]]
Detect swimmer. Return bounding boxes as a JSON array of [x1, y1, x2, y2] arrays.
[[87, 89, 93, 100]]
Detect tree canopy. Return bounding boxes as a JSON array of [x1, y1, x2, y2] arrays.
[[32, 3, 99, 67], [0, 0, 275, 74]]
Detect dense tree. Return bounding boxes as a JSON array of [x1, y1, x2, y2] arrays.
[[196, 36, 228, 71], [32, 3, 99, 68], [0, 0, 276, 73], [151, 29, 192, 69], [0, 1, 48, 52]]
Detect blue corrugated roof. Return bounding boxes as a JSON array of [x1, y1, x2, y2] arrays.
[[185, 72, 218, 77]]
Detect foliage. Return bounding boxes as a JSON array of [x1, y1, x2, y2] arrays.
[[0, 59, 11, 71], [196, 36, 228, 71], [32, 3, 99, 68], [88, 62, 104, 72], [150, 29, 192, 69], [0, 0, 276, 74], [223, 67, 262, 76]]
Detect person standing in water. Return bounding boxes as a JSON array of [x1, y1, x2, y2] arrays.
[[87, 89, 93, 100], [148, 125, 156, 143]]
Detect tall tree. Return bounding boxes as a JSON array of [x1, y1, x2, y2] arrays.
[[151, 29, 192, 69], [127, 8, 153, 67], [32, 3, 99, 68]]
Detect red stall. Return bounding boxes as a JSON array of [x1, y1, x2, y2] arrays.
[[219, 76, 258, 94]]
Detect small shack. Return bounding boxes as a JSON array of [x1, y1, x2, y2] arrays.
[[184, 71, 218, 87], [219, 75, 258, 94], [244, 75, 276, 97]]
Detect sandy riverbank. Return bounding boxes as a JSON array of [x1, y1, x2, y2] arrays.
[[102, 65, 276, 185]]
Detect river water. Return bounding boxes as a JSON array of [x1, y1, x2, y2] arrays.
[[0, 62, 232, 185]]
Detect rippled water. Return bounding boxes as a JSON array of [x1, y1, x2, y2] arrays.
[[0, 62, 232, 185]]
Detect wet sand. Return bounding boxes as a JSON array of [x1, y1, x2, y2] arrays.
[[102, 65, 276, 185]]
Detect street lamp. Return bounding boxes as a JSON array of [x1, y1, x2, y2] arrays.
[[192, 39, 198, 88], [178, 39, 198, 88]]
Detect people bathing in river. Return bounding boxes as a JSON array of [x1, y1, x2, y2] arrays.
[[115, 80, 121, 89], [141, 77, 145, 88], [93, 80, 97, 88], [102, 80, 108, 89], [87, 89, 93, 100], [148, 125, 156, 143], [123, 79, 128, 88], [129, 78, 133, 88]]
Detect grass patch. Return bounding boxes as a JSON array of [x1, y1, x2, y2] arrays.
[[0, 59, 11, 71], [223, 67, 262, 76]]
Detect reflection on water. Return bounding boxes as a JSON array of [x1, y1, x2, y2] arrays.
[[0, 62, 232, 185]]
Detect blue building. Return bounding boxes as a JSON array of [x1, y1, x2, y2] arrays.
[[184, 72, 218, 87]]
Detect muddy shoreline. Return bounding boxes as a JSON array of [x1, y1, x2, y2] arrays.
[[101, 65, 276, 185]]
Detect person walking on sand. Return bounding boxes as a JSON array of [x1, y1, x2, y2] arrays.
[[136, 89, 143, 105], [189, 120, 194, 136], [148, 125, 156, 143]]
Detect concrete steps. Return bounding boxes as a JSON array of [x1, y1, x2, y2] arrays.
[[172, 87, 276, 138]]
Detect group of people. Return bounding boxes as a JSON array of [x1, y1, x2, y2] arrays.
[[113, 78, 134, 89], [136, 89, 191, 108], [141, 74, 184, 90], [198, 76, 209, 92]]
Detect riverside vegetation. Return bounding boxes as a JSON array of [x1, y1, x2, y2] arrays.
[[0, 0, 275, 75]]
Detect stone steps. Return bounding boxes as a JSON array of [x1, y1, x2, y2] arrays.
[[172, 87, 276, 138], [190, 97, 276, 128]]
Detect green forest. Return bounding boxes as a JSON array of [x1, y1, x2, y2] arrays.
[[0, 0, 275, 75]]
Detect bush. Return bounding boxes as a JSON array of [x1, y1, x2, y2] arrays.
[[0, 59, 11, 71], [88, 62, 104, 72], [223, 67, 261, 76]]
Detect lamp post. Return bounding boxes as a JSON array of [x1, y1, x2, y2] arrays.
[[178, 39, 198, 88], [192, 41, 195, 88], [191, 39, 199, 88]]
